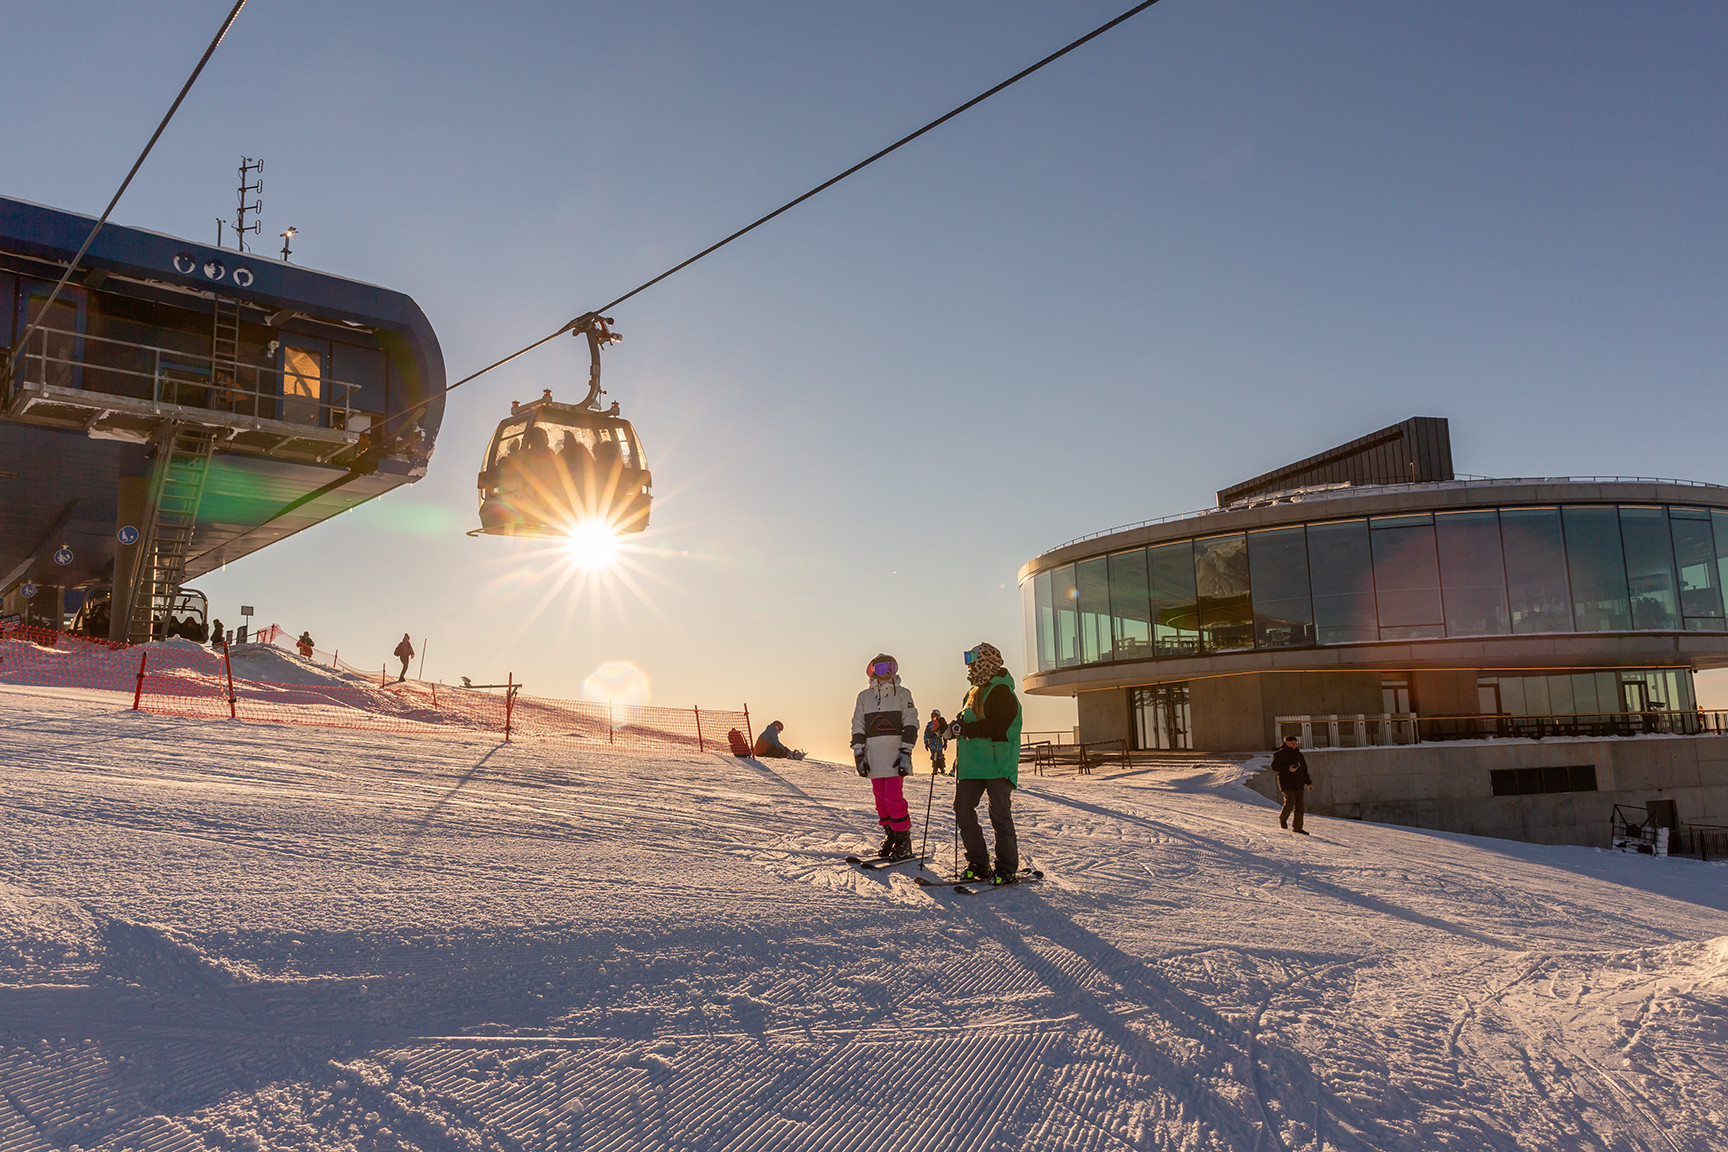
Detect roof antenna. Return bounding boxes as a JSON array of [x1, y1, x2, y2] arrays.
[[233, 157, 263, 253], [279, 226, 297, 263]]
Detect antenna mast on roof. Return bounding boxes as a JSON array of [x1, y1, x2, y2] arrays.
[[232, 156, 263, 252]]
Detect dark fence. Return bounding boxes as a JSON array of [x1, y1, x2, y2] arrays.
[[1419, 711, 1728, 742]]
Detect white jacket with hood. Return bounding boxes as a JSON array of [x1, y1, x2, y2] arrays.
[[851, 676, 919, 780]]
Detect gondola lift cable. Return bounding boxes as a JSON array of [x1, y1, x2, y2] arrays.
[[3, 0, 250, 382], [242, 0, 1169, 538], [393, 0, 1166, 431]]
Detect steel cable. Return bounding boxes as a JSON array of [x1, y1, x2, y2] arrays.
[[397, 0, 1166, 425], [3, 0, 250, 381]]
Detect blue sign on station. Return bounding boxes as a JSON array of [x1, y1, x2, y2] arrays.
[[117, 525, 139, 546], [19, 583, 36, 599], [52, 547, 73, 566]]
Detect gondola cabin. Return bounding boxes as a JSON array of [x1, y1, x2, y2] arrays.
[[476, 390, 651, 537]]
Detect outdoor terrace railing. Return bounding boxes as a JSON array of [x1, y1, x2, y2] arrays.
[[7, 322, 364, 430]]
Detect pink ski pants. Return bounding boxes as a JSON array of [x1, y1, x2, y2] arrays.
[[871, 776, 911, 831]]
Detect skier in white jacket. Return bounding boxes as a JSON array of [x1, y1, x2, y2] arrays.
[[851, 653, 921, 859]]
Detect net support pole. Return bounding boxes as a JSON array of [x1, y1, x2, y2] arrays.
[[608, 700, 614, 745], [693, 706, 705, 753], [504, 672, 515, 742], [222, 641, 237, 719], [132, 650, 148, 710], [743, 704, 751, 746]]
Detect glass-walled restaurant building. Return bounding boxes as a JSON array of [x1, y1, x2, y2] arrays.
[[1021, 419, 1728, 848], [1021, 423, 1728, 756]]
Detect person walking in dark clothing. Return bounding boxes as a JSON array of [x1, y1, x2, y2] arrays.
[[951, 642, 1024, 885], [394, 633, 415, 682], [1272, 734, 1313, 834]]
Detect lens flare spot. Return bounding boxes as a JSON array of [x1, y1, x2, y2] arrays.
[[563, 522, 620, 570], [582, 661, 650, 708]]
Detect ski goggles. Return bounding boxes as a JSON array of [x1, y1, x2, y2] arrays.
[[867, 658, 898, 679], [963, 646, 982, 666]]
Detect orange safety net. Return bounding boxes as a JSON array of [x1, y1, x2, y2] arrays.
[[1, 622, 749, 753]]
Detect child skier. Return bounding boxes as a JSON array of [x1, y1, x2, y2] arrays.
[[924, 709, 950, 775], [851, 654, 920, 859]]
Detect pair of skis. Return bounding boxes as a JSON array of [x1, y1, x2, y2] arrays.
[[845, 854, 1043, 894], [915, 868, 1043, 895]]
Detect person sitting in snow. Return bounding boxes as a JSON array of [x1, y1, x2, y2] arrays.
[[753, 720, 793, 758], [951, 641, 1023, 885], [924, 709, 950, 775], [296, 631, 315, 659], [852, 654, 920, 860]]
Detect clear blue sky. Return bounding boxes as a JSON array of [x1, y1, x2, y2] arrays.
[[9, 2, 1724, 760]]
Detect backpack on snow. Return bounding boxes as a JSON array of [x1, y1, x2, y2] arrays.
[[727, 728, 752, 757]]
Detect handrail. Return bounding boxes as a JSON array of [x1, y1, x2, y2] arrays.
[[1040, 474, 1728, 556], [8, 322, 363, 426]]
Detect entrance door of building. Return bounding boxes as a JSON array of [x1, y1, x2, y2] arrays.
[[1130, 684, 1191, 751], [1622, 680, 1650, 714]]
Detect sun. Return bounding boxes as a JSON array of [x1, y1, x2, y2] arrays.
[[562, 521, 621, 570]]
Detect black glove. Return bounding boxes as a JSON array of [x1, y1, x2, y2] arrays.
[[895, 747, 913, 776], [853, 744, 868, 777]]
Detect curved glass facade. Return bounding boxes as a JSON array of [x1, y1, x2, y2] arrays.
[[1024, 502, 1728, 674]]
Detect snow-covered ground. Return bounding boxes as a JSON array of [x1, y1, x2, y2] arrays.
[[2, 686, 1725, 1151]]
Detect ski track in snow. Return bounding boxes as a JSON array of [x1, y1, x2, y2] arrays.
[[2, 688, 1727, 1150]]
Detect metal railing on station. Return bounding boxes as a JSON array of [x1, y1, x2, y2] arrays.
[[6, 322, 364, 431]]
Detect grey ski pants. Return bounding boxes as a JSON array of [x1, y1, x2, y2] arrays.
[[954, 776, 1017, 874]]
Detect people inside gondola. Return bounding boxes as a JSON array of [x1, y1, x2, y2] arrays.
[[558, 431, 595, 489]]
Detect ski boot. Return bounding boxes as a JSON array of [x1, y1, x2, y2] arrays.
[[958, 863, 992, 884], [876, 828, 895, 858], [884, 829, 915, 861]]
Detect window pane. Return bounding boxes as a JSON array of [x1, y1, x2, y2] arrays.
[[1619, 507, 1680, 630], [1077, 556, 1112, 664], [1435, 511, 1509, 636], [1034, 570, 1055, 672], [1308, 520, 1377, 644], [1149, 540, 1199, 657], [1671, 512, 1724, 626], [1571, 672, 1599, 715], [1248, 527, 1313, 648], [1195, 534, 1254, 651], [1371, 520, 1443, 638], [1053, 564, 1080, 668], [1563, 506, 1631, 631], [1500, 508, 1572, 633], [1109, 549, 1153, 661]]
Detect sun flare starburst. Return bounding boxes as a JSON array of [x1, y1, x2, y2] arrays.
[[562, 521, 621, 571]]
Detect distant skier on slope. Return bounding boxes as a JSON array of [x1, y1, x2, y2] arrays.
[[852, 654, 920, 860], [296, 631, 315, 658], [394, 634, 415, 682], [951, 642, 1023, 885], [924, 709, 950, 775]]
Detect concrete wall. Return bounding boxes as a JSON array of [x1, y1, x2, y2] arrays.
[[1297, 735, 1728, 847], [1077, 688, 1131, 746]]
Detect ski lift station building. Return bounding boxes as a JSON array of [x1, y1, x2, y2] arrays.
[[0, 196, 445, 642], [1019, 418, 1728, 847]]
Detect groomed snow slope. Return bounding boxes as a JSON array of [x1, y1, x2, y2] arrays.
[[2, 685, 1726, 1152]]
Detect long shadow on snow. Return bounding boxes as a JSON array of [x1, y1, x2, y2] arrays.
[[398, 740, 512, 848], [1021, 784, 1518, 951], [950, 886, 1389, 1152]]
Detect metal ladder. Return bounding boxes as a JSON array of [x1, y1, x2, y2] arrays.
[[125, 426, 218, 643], [210, 295, 242, 412]]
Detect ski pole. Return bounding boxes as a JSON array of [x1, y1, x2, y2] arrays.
[[917, 758, 939, 871]]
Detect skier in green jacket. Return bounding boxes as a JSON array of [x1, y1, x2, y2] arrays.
[[950, 641, 1024, 885]]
